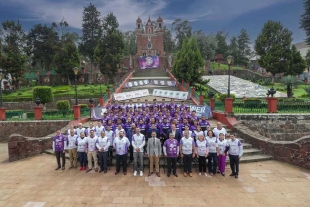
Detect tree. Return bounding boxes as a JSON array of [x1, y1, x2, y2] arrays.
[[26, 24, 59, 71], [163, 26, 175, 53], [255, 21, 292, 82], [0, 20, 26, 88], [79, 3, 102, 84], [305, 49, 310, 66], [53, 40, 80, 85], [300, 0, 310, 45], [33, 86, 54, 108], [172, 19, 192, 50], [172, 37, 205, 85], [229, 36, 239, 63], [193, 30, 218, 60], [286, 45, 306, 76], [122, 31, 136, 56], [237, 29, 252, 65], [280, 76, 300, 98], [215, 30, 229, 58], [95, 13, 124, 83]]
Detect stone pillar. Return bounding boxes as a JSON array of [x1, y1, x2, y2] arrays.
[[99, 96, 104, 107], [34, 106, 43, 120], [209, 98, 215, 110], [199, 95, 204, 105], [0, 107, 6, 121], [191, 87, 196, 97], [73, 105, 81, 120], [225, 98, 234, 113], [267, 97, 277, 113], [107, 89, 111, 99]]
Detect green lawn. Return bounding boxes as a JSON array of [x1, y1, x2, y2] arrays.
[[210, 62, 244, 70], [2, 84, 109, 101]]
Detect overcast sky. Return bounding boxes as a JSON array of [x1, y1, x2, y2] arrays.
[[0, 0, 305, 43]]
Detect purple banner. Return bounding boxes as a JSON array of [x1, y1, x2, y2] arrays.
[[139, 56, 160, 69]]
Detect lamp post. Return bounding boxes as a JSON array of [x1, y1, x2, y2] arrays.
[[226, 55, 233, 98], [89, 97, 94, 118], [72, 67, 79, 105], [266, 87, 277, 113], [72, 67, 81, 119]]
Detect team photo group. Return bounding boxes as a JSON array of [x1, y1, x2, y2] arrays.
[[53, 98, 243, 179]]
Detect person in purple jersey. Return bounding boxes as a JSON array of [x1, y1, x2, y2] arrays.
[[180, 131, 196, 177], [120, 101, 127, 110], [147, 123, 160, 138], [190, 120, 199, 132], [156, 111, 165, 124], [180, 119, 190, 131], [140, 111, 149, 124], [151, 98, 159, 111], [127, 99, 135, 111], [112, 100, 120, 111], [160, 117, 171, 141], [171, 119, 181, 131], [173, 112, 181, 123], [169, 98, 176, 111], [199, 115, 210, 132], [137, 119, 148, 136], [190, 111, 199, 124], [124, 117, 133, 132], [136, 106, 143, 115], [132, 111, 140, 124], [145, 106, 151, 115], [116, 118, 125, 129], [148, 111, 156, 120], [159, 98, 166, 110], [164, 111, 172, 123], [179, 101, 187, 111], [181, 110, 189, 120], [114, 131, 130, 175], [142, 99, 150, 110], [53, 130, 67, 170], [127, 107, 134, 116], [148, 117, 158, 129], [101, 112, 109, 126], [163, 133, 179, 177], [106, 119, 116, 131], [105, 101, 112, 110], [153, 106, 160, 116], [121, 108, 127, 117]]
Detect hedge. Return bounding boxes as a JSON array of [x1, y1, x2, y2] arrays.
[[56, 100, 70, 110], [33, 86, 54, 104]]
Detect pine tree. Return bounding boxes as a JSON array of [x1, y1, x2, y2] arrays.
[[286, 45, 306, 76], [237, 29, 252, 65], [300, 0, 310, 45]]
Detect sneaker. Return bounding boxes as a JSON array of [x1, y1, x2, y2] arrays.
[[199, 173, 201, 176], [83, 166, 87, 170], [204, 173, 208, 177], [140, 171, 143, 177], [79, 167, 83, 171], [133, 171, 137, 176]]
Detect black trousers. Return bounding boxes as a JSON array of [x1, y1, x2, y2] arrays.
[[55, 151, 65, 167], [207, 153, 218, 174], [98, 151, 108, 171], [116, 154, 128, 173], [198, 156, 207, 172], [167, 157, 177, 174], [129, 145, 133, 161], [183, 154, 193, 173], [108, 146, 113, 160], [229, 154, 240, 175]]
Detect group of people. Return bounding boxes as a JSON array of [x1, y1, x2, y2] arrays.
[[53, 98, 243, 178]]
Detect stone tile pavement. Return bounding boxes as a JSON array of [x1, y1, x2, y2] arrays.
[[0, 143, 309, 207]]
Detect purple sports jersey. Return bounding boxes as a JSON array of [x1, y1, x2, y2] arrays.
[[164, 139, 179, 158], [53, 134, 67, 151]]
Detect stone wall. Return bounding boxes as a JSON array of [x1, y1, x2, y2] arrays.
[[8, 133, 52, 162], [0, 120, 69, 142], [3, 97, 99, 111], [234, 114, 310, 141], [233, 123, 310, 170]]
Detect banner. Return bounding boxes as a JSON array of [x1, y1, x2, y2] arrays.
[[188, 105, 212, 119], [139, 56, 160, 69], [125, 80, 176, 88], [114, 89, 150, 101], [153, 89, 188, 100], [91, 107, 107, 120]]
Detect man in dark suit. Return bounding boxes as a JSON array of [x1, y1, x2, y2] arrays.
[[147, 123, 159, 138]]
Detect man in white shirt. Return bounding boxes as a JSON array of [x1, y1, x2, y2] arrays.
[[225, 133, 243, 178], [113, 131, 130, 175], [75, 123, 85, 138], [85, 123, 96, 136], [213, 122, 227, 139], [67, 124, 75, 135], [132, 127, 146, 177], [96, 131, 110, 173], [105, 125, 114, 166], [179, 131, 195, 177], [95, 121, 105, 137], [85, 130, 98, 173], [67, 129, 78, 169]]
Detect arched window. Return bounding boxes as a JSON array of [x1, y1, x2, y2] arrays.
[[148, 27, 151, 34]]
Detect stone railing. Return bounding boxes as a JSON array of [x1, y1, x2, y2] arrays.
[[8, 134, 52, 162], [233, 123, 310, 169]]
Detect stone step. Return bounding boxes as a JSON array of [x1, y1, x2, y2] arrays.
[[122, 86, 180, 93], [133, 70, 168, 77], [130, 77, 171, 80], [241, 143, 252, 149], [242, 148, 262, 156]]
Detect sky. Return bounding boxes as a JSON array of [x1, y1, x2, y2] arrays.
[[0, 0, 306, 43]]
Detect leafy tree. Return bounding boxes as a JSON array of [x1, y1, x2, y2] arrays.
[[172, 37, 205, 86], [215, 30, 229, 58], [237, 29, 252, 65], [53, 40, 80, 85], [280, 75, 301, 98], [255, 21, 292, 82], [163, 26, 175, 53], [122, 31, 136, 56], [79, 3, 102, 84], [0, 20, 26, 88], [300, 0, 310, 45], [26, 24, 59, 71], [95, 13, 124, 83], [286, 45, 306, 76], [305, 49, 310, 66], [229, 36, 239, 63], [193, 30, 218, 60], [172, 19, 192, 50]]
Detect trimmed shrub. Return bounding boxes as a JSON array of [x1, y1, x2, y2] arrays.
[[56, 100, 70, 110], [278, 98, 304, 102], [219, 94, 236, 102], [33, 86, 54, 104], [79, 104, 88, 108]]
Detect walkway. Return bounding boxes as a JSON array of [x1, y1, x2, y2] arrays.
[[0, 143, 309, 207]]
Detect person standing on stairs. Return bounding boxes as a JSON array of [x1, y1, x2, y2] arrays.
[[213, 122, 227, 139], [225, 133, 243, 178]]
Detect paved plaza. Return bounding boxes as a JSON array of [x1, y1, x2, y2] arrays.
[[203, 75, 286, 98], [0, 144, 309, 207]]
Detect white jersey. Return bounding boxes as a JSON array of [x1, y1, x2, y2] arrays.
[[76, 137, 87, 152], [213, 127, 227, 139], [96, 136, 110, 151], [218, 139, 227, 155], [85, 136, 98, 151], [76, 127, 85, 137], [135, 103, 143, 108], [195, 140, 208, 157], [180, 137, 195, 155], [67, 129, 75, 135], [127, 104, 135, 109], [132, 133, 146, 152], [95, 126, 105, 137], [105, 130, 114, 146], [67, 134, 78, 149], [85, 127, 96, 135], [206, 136, 218, 153], [114, 128, 125, 138], [226, 139, 243, 156]]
